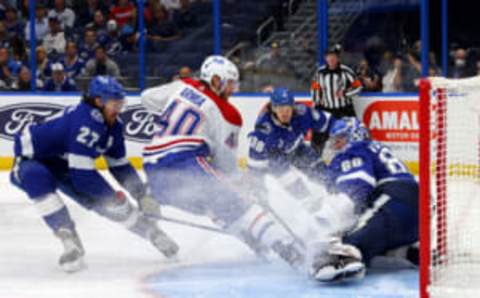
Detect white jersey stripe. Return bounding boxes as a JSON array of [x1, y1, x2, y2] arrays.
[[336, 170, 377, 187], [20, 128, 34, 158], [34, 193, 65, 217], [68, 154, 96, 170]]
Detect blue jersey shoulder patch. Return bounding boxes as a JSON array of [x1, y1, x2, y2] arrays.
[[90, 109, 104, 124]]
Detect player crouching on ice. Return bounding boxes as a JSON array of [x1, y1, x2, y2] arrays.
[[141, 55, 307, 269], [311, 118, 419, 281], [10, 76, 178, 273], [247, 87, 335, 211]]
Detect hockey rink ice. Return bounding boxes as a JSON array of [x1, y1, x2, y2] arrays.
[[0, 172, 418, 298]]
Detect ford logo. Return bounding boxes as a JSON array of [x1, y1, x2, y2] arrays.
[[120, 105, 161, 143], [0, 103, 64, 140]]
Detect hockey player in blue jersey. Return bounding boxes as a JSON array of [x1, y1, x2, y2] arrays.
[[247, 87, 334, 205], [310, 117, 418, 281], [10, 76, 178, 273]]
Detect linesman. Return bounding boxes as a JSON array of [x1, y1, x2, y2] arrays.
[[311, 44, 362, 154]]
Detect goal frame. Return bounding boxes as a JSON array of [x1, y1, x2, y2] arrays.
[[419, 78, 432, 298]]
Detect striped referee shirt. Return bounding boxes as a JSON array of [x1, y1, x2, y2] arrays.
[[311, 64, 362, 109]]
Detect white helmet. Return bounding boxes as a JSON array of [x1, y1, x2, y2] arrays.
[[200, 55, 239, 92]]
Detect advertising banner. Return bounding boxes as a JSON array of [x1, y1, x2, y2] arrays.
[[353, 95, 419, 165]]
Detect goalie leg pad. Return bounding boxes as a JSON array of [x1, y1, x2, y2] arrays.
[[227, 203, 305, 268]]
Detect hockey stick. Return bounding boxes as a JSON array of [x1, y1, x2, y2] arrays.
[[154, 214, 229, 235], [259, 201, 307, 249]]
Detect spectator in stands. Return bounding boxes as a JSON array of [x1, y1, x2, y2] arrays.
[[143, 0, 158, 26], [62, 41, 85, 79], [4, 7, 23, 39], [172, 0, 197, 29], [179, 66, 191, 78], [356, 58, 382, 92], [253, 42, 295, 91], [110, 0, 136, 30], [79, 29, 99, 61], [84, 45, 121, 78], [25, 5, 49, 43], [76, 0, 109, 26], [256, 42, 292, 73], [36, 46, 52, 80], [103, 19, 123, 55], [147, 4, 181, 51], [119, 24, 138, 52], [11, 36, 28, 65], [449, 48, 472, 78], [43, 16, 66, 57], [382, 52, 404, 92], [86, 10, 108, 45], [43, 62, 77, 91], [48, 0, 75, 30], [403, 49, 421, 91], [12, 66, 44, 91], [0, 47, 19, 89], [0, 21, 10, 49], [172, 65, 191, 80]]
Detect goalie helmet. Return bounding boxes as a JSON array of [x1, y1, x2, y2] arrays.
[[329, 117, 370, 149], [200, 55, 239, 92]]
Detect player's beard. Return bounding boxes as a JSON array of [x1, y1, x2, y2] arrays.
[[102, 109, 118, 127]]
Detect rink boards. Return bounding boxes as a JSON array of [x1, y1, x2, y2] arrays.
[[0, 92, 419, 172]]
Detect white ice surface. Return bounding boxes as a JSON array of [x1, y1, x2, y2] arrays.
[[0, 172, 418, 298]]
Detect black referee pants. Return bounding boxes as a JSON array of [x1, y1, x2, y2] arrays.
[[311, 104, 357, 156]]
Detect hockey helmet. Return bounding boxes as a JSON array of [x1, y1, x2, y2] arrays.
[[87, 76, 125, 103], [330, 117, 370, 145], [270, 87, 295, 107], [200, 55, 239, 92]]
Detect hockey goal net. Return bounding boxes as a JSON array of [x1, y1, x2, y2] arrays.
[[420, 76, 480, 298]]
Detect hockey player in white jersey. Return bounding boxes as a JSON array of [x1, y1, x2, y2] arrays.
[[140, 55, 305, 269]]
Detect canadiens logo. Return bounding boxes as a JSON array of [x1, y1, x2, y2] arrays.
[[120, 105, 161, 143], [0, 103, 64, 140]]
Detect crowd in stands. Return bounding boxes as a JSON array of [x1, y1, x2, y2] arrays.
[[0, 0, 206, 91], [242, 38, 480, 93], [0, 0, 479, 93], [355, 40, 480, 92]]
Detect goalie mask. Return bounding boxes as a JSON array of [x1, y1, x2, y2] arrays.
[[329, 117, 370, 152]]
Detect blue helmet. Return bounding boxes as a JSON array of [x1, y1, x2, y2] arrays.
[[87, 76, 126, 103], [270, 87, 294, 107], [330, 117, 370, 143]]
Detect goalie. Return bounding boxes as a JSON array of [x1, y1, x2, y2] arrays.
[[310, 118, 419, 280]]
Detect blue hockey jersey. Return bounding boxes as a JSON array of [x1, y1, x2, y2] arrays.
[[248, 103, 333, 175], [14, 101, 143, 201], [327, 140, 416, 207]]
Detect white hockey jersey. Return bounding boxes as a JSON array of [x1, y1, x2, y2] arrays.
[[141, 78, 243, 173]]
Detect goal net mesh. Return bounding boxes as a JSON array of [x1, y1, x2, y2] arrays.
[[424, 76, 480, 298]]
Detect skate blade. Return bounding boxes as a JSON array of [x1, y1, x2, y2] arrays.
[[60, 258, 87, 273], [313, 262, 365, 283]]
